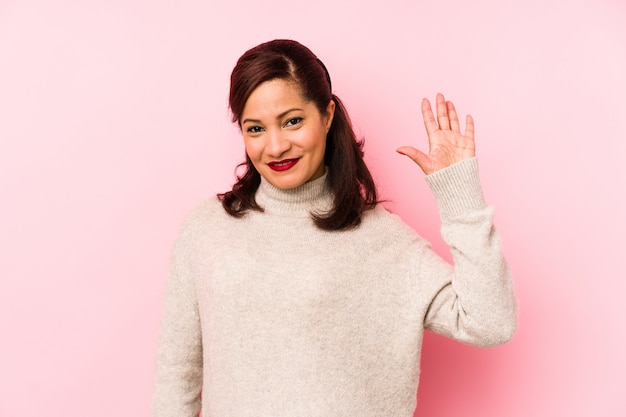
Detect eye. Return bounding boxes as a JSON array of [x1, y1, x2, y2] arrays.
[[246, 125, 264, 134], [284, 117, 303, 127]]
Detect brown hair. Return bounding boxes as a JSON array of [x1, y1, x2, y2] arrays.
[[218, 39, 378, 230]]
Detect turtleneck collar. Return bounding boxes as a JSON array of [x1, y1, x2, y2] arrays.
[[255, 171, 333, 217]]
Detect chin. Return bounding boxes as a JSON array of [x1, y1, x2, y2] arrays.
[[263, 171, 310, 190], [269, 178, 306, 190]]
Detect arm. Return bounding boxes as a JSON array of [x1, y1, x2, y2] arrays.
[[153, 216, 203, 417], [398, 94, 516, 345], [421, 158, 516, 346]]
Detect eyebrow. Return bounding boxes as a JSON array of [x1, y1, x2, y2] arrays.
[[241, 108, 304, 125]]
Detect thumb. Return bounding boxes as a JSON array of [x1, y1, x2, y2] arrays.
[[396, 146, 432, 174]]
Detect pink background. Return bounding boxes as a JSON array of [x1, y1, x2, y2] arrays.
[[1, 0, 625, 416]]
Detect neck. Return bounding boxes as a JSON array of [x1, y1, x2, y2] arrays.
[[255, 173, 332, 217]]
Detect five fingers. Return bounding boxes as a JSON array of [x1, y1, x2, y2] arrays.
[[398, 93, 475, 174]]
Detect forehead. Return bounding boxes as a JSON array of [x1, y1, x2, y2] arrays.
[[242, 79, 309, 118]]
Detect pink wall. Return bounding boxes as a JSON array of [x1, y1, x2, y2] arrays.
[[1, 0, 624, 416]]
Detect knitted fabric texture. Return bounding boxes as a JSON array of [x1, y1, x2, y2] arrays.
[[153, 157, 516, 417]]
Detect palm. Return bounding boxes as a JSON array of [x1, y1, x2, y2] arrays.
[[397, 93, 475, 175]]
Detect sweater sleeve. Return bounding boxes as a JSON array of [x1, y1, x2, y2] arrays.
[[152, 214, 203, 417], [421, 157, 517, 346]]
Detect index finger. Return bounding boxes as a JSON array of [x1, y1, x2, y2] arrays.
[[421, 98, 438, 135]]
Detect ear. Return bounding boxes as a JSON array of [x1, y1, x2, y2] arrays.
[[323, 99, 336, 132]]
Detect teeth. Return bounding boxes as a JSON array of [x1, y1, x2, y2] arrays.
[[272, 160, 293, 166]]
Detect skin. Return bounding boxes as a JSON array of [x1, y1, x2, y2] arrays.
[[240, 79, 335, 190], [397, 93, 476, 174]]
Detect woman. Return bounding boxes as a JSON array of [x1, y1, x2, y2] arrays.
[[153, 39, 516, 417]]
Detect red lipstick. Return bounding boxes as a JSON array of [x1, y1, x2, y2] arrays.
[[268, 158, 299, 172]]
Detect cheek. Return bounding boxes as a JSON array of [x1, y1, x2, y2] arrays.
[[313, 129, 328, 156], [243, 139, 261, 160], [300, 126, 327, 152]]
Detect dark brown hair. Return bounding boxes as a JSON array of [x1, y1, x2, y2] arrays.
[[218, 39, 378, 230]]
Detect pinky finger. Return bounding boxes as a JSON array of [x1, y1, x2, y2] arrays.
[[465, 114, 475, 140]]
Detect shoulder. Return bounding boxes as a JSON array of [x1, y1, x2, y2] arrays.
[[363, 205, 412, 232], [184, 197, 226, 223], [174, 197, 231, 242], [359, 204, 429, 249], [179, 197, 223, 226]]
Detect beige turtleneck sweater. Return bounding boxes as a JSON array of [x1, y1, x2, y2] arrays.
[[153, 157, 516, 417]]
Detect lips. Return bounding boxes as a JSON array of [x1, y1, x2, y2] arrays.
[[268, 158, 300, 172]]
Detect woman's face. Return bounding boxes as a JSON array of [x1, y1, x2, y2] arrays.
[[241, 79, 335, 190]]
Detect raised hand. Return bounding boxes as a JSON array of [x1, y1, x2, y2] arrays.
[[397, 93, 475, 175]]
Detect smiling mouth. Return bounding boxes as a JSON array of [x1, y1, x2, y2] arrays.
[[268, 158, 300, 171]]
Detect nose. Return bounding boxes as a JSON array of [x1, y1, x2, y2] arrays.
[[265, 128, 291, 158]]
